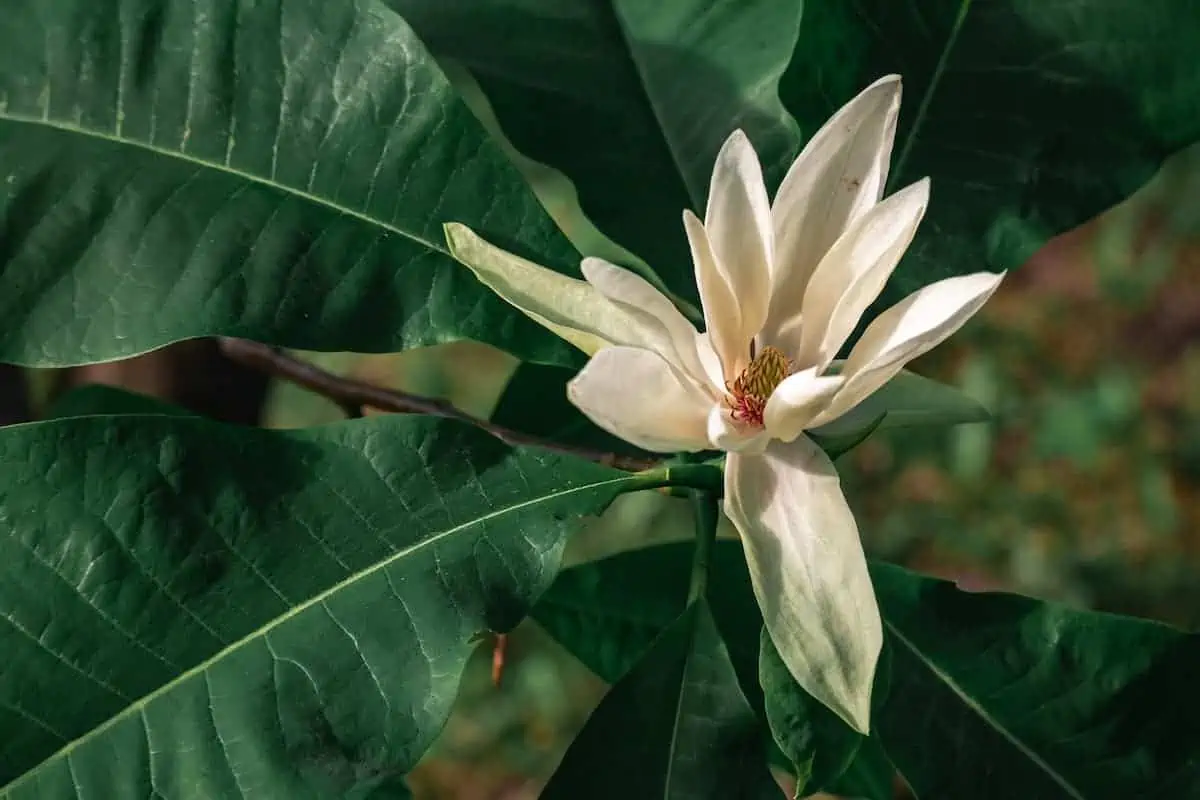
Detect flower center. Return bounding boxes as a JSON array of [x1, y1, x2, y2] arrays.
[[726, 346, 791, 427]]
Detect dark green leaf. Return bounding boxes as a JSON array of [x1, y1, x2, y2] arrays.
[[759, 629, 877, 796], [0, 0, 579, 368], [825, 737, 898, 800], [784, 0, 1200, 314], [535, 541, 867, 794], [542, 601, 771, 800], [0, 414, 646, 796], [539, 543, 1200, 798], [808, 419, 885, 462], [532, 540, 761, 699], [813, 370, 991, 440], [397, 0, 805, 305], [873, 562, 1200, 798], [45, 384, 195, 419]]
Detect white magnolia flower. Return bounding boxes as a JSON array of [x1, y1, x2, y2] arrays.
[[446, 74, 1004, 733]]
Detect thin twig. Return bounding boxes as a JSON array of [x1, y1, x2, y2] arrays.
[[217, 338, 658, 472]]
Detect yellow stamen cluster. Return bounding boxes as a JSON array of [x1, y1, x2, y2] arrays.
[[727, 346, 791, 427]]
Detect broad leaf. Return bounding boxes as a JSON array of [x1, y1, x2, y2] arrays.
[[533, 542, 864, 795], [532, 539, 760, 695], [0, 414, 647, 796], [784, 0, 1200, 313], [0, 0, 579, 368], [810, 369, 991, 445], [405, 0, 1200, 324], [872, 562, 1200, 798], [825, 737, 898, 800], [759, 629, 877, 795], [396, 0, 806, 305], [538, 542, 1200, 798], [541, 601, 772, 800]]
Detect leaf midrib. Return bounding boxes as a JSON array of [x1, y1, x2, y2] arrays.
[[887, 0, 974, 188], [883, 618, 1087, 799], [0, 472, 638, 795], [0, 112, 449, 257], [663, 612, 694, 796]]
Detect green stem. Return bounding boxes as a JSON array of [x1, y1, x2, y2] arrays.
[[635, 461, 724, 494], [687, 489, 720, 604]]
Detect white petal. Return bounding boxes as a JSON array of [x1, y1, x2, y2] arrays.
[[814, 272, 1005, 427], [707, 405, 771, 454], [793, 179, 930, 369], [725, 438, 882, 733], [685, 210, 745, 381], [694, 332, 728, 393], [764, 75, 902, 349], [762, 368, 845, 443], [705, 130, 774, 345], [580, 257, 710, 389], [567, 347, 713, 453], [445, 223, 628, 355]]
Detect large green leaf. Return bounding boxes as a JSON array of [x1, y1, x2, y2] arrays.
[[758, 628, 869, 794], [403, 0, 1200, 320], [533, 542, 860, 795], [542, 601, 772, 800], [825, 737, 898, 800], [532, 539, 760, 694], [872, 562, 1200, 798], [396, 0, 805, 305], [537, 542, 1200, 798], [0, 414, 648, 797], [0, 0, 579, 368], [784, 0, 1200, 314]]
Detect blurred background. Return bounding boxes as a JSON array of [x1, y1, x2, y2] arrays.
[[14, 139, 1200, 800]]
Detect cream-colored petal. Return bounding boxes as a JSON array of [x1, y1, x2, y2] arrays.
[[580, 257, 710, 389], [762, 368, 845, 443], [705, 130, 774, 345], [763, 75, 902, 349], [685, 210, 745, 381], [707, 405, 771, 454], [794, 179, 930, 369], [567, 346, 713, 453], [725, 438, 882, 734], [445, 223, 628, 355], [813, 272, 1005, 427], [694, 332, 728, 393]]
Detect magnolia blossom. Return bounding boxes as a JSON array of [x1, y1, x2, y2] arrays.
[[446, 75, 1003, 733]]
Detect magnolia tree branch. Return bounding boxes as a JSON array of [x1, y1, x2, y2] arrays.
[[217, 338, 658, 472]]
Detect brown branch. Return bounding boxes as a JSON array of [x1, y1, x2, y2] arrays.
[[217, 338, 658, 472]]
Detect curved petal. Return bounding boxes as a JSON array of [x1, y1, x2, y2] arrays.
[[813, 271, 1005, 427], [580, 257, 710, 390], [763, 75, 902, 349], [724, 438, 882, 734], [685, 210, 745, 382], [707, 405, 771, 454], [694, 332, 728, 393], [445, 223, 628, 355], [705, 130, 774, 345], [763, 368, 845, 443], [567, 347, 713, 453], [793, 179, 930, 369]]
